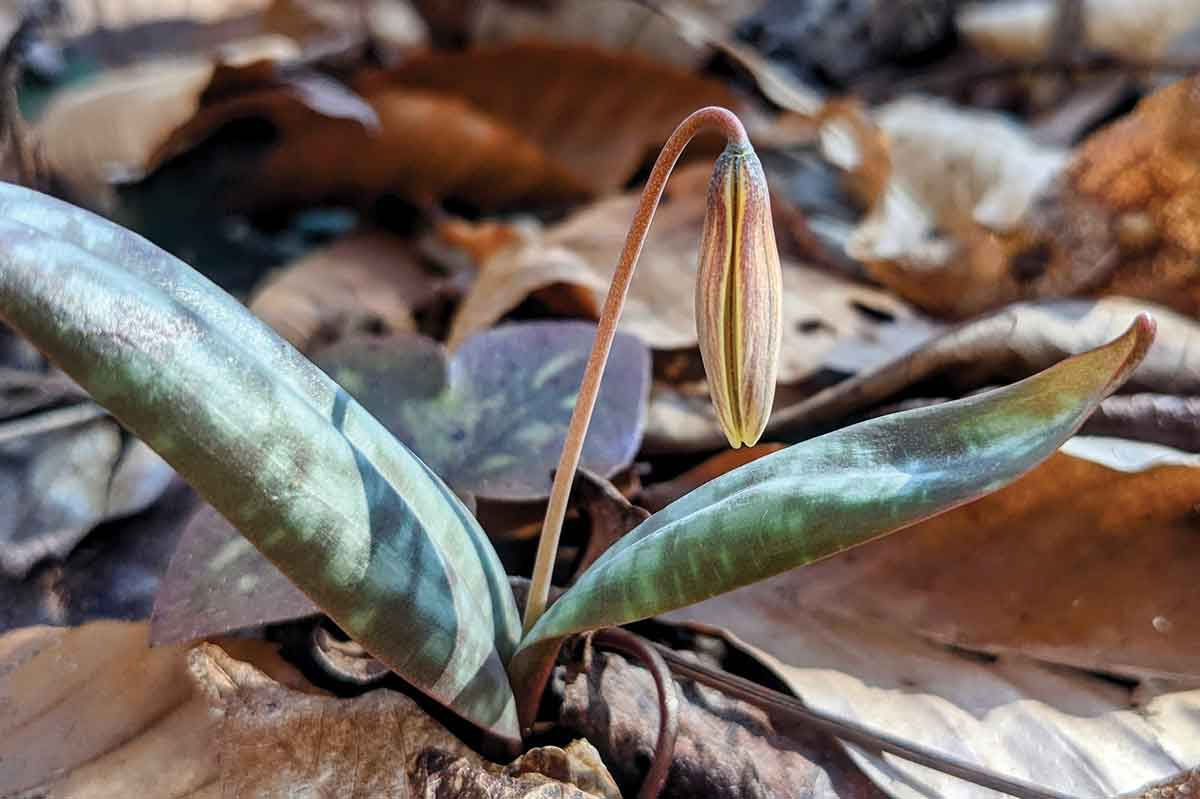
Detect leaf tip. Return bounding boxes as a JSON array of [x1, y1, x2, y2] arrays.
[[1108, 312, 1156, 394]]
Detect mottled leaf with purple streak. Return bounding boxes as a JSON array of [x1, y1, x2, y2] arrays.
[[150, 322, 649, 644], [0, 183, 522, 744]]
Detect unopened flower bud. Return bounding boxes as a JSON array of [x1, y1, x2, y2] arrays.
[[695, 143, 783, 449]]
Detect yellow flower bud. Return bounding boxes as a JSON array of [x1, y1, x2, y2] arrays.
[[695, 143, 783, 449]]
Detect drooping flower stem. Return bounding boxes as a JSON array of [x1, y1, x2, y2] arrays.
[[522, 107, 750, 635]]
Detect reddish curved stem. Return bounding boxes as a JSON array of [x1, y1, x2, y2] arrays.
[[522, 106, 749, 635], [593, 628, 680, 799]]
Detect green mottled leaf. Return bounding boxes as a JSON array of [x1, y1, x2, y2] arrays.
[[151, 321, 649, 644], [315, 322, 649, 500], [0, 183, 522, 744], [521, 316, 1155, 650]]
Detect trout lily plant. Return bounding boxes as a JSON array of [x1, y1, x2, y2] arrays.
[[0, 108, 1154, 756]]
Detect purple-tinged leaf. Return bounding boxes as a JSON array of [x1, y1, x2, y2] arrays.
[[315, 321, 650, 500], [151, 505, 317, 644]]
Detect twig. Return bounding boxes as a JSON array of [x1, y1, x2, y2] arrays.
[[521, 106, 749, 635], [652, 640, 1080, 799]]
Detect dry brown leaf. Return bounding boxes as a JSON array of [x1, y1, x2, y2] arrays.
[[0, 621, 311, 798], [0, 622, 200, 797], [250, 84, 591, 210], [958, 0, 1200, 61], [0, 621, 618, 798], [230, 39, 741, 210], [447, 163, 917, 385], [415, 740, 621, 799], [248, 229, 442, 352], [1083, 394, 1200, 452], [203, 644, 619, 798], [378, 41, 743, 194], [35, 35, 376, 206], [664, 600, 1200, 799], [1040, 74, 1200, 318]]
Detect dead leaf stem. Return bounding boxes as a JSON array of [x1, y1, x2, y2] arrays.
[[652, 639, 1082, 799], [592, 628, 679, 799]]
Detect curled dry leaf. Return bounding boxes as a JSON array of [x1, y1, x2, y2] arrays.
[[35, 35, 377, 206], [447, 163, 916, 385], [823, 96, 1071, 319], [567, 468, 650, 581], [958, 0, 1200, 61], [0, 621, 616, 798], [769, 298, 1198, 439], [248, 229, 443, 353], [414, 740, 621, 799], [663, 600, 1200, 799]]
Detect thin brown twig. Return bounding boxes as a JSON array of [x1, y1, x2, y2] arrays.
[[652, 639, 1080, 799]]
